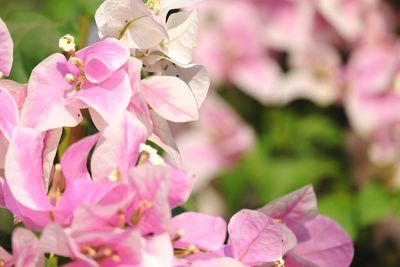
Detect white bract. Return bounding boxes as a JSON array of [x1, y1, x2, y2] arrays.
[[95, 0, 199, 64]]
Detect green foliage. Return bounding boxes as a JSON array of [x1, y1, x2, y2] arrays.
[[217, 90, 398, 242], [357, 183, 391, 227], [0, 0, 101, 83]]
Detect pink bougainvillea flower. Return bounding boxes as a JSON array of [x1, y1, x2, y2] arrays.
[[0, 18, 13, 78], [124, 162, 194, 235], [0, 87, 19, 141], [41, 203, 174, 267], [0, 227, 44, 267], [258, 185, 318, 229], [175, 94, 254, 190], [41, 223, 143, 267], [123, 54, 206, 125], [314, 0, 365, 42], [258, 185, 354, 267], [125, 164, 172, 235], [90, 111, 148, 182], [141, 75, 200, 122], [0, 85, 62, 207], [171, 212, 227, 252], [3, 122, 132, 230], [21, 38, 132, 132], [20, 53, 82, 132], [190, 257, 246, 267], [251, 0, 314, 51], [194, 0, 280, 103], [273, 43, 342, 106], [290, 215, 354, 267], [226, 209, 284, 266], [345, 40, 400, 165]]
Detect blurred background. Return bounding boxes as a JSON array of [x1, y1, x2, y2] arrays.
[[1, 0, 400, 266]]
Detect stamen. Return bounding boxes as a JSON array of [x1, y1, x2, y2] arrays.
[[144, 0, 161, 13], [0, 71, 3, 79], [174, 244, 203, 258], [59, 34, 76, 53], [82, 246, 97, 258], [172, 229, 186, 242], [65, 73, 76, 83], [101, 248, 113, 257], [48, 164, 66, 206], [70, 57, 84, 68], [111, 255, 121, 263], [108, 169, 122, 182], [130, 200, 153, 225]]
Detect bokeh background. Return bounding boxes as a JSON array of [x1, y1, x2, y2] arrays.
[[1, 0, 400, 266]]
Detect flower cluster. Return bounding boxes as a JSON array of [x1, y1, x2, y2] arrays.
[[0, 0, 353, 266], [193, 0, 400, 185]]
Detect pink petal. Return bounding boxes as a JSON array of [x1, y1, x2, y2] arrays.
[[0, 18, 13, 77], [42, 129, 62, 190], [294, 215, 354, 267], [40, 223, 73, 257], [91, 112, 147, 181], [12, 227, 44, 267], [258, 185, 318, 229], [172, 212, 227, 251], [127, 164, 171, 235], [61, 133, 100, 183], [126, 57, 153, 133], [76, 38, 130, 84], [192, 257, 247, 267], [5, 128, 52, 211], [231, 58, 280, 103], [1, 182, 51, 231], [148, 111, 182, 167], [0, 80, 27, 110], [0, 246, 12, 267], [74, 69, 132, 125], [141, 76, 199, 122], [167, 165, 195, 208], [228, 209, 283, 265], [284, 252, 317, 267], [0, 87, 19, 140], [21, 54, 82, 131]]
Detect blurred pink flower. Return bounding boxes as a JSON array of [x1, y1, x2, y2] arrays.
[[0, 227, 44, 267], [194, 0, 280, 103], [259, 185, 354, 267], [0, 18, 13, 78], [175, 94, 255, 190], [274, 43, 342, 106], [345, 39, 400, 165]]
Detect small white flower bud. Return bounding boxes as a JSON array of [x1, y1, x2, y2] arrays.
[[59, 34, 76, 53]]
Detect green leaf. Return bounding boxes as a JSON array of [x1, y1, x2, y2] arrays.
[[357, 183, 391, 227], [0, 209, 14, 235], [4, 11, 77, 83]]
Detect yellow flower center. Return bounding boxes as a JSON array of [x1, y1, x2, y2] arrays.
[[144, 0, 161, 13]]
